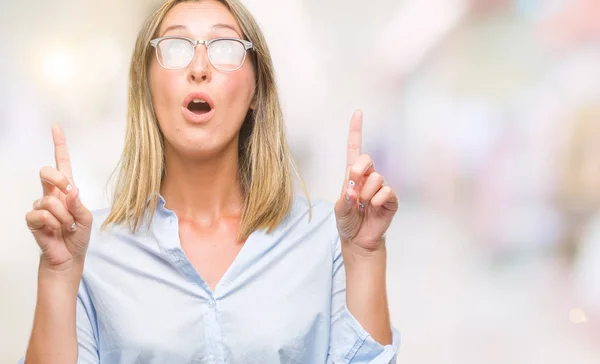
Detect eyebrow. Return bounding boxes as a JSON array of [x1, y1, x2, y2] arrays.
[[160, 23, 242, 38], [161, 24, 187, 36], [212, 23, 242, 37]]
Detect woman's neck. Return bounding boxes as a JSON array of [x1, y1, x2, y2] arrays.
[[159, 143, 244, 222]]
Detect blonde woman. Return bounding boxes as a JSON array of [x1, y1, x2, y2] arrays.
[[21, 1, 399, 363]]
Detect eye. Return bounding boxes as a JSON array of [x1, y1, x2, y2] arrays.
[[212, 41, 234, 54], [167, 41, 190, 55]]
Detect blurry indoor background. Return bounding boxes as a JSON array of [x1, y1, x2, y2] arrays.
[[2, 0, 600, 362]]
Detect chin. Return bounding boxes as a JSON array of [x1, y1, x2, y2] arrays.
[[160, 113, 242, 159], [170, 134, 237, 161]]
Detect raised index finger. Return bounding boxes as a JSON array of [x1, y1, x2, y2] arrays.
[[346, 109, 363, 172], [52, 124, 74, 182]]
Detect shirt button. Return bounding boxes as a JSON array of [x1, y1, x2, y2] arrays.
[[208, 299, 216, 308]]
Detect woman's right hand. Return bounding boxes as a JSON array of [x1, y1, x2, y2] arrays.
[[25, 124, 93, 272]]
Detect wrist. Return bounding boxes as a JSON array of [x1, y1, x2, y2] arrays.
[[342, 236, 386, 257], [38, 259, 84, 286], [341, 241, 387, 272]]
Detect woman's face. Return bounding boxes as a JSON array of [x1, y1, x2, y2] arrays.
[[150, 0, 256, 160]]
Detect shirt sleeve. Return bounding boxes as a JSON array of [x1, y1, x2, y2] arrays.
[[17, 279, 100, 364], [327, 230, 400, 364], [76, 278, 100, 364]]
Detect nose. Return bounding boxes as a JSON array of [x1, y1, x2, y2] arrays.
[[187, 44, 212, 83]]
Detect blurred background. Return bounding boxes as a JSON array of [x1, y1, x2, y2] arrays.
[[1, 0, 600, 362]]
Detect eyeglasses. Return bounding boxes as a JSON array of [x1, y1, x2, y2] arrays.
[[149, 36, 255, 72]]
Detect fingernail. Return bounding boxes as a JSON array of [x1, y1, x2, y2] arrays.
[[348, 180, 356, 189], [70, 222, 77, 231], [66, 184, 72, 193], [33, 200, 40, 209], [345, 192, 351, 202]]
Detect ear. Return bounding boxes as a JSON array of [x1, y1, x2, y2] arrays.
[[249, 94, 257, 111]]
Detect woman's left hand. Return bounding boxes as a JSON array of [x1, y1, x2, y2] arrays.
[[334, 110, 399, 255]]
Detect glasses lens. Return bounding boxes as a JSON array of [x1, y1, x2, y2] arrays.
[[208, 39, 246, 71], [157, 38, 194, 69]]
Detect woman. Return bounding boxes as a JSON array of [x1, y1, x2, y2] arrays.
[[22, 0, 399, 363]]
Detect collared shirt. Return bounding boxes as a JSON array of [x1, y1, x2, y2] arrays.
[[21, 194, 399, 363]]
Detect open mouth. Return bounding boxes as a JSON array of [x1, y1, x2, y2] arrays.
[[187, 99, 212, 115]]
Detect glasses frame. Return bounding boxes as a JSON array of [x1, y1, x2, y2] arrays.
[[149, 36, 255, 72]]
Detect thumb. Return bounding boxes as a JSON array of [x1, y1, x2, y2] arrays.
[[334, 186, 358, 218], [66, 187, 93, 229]]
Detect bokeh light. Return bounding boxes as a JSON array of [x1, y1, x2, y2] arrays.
[[42, 48, 76, 85]]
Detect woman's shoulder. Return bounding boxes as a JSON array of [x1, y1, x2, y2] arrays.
[[291, 193, 335, 220], [88, 207, 121, 238], [85, 206, 153, 253], [89, 206, 112, 227], [285, 193, 338, 240], [82, 206, 167, 277], [86, 207, 124, 249]]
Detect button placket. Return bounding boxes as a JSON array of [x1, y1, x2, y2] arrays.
[[204, 296, 223, 364]]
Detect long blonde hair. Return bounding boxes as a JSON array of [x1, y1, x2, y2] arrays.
[[102, 0, 310, 241]]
